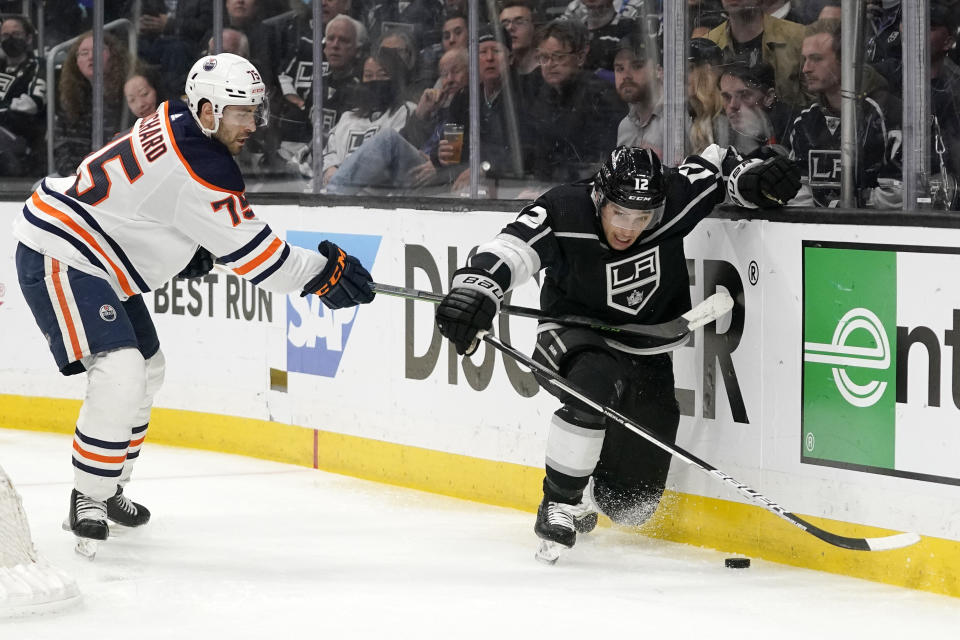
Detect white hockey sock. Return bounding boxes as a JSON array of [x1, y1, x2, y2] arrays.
[[544, 411, 606, 481], [73, 349, 146, 500], [118, 350, 164, 487]]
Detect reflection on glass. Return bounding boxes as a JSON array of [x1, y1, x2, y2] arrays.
[[1, 0, 952, 210]]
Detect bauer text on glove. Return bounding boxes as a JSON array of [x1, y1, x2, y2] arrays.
[[435, 270, 502, 356]]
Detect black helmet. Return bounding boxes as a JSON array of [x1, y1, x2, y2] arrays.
[[595, 146, 666, 214]]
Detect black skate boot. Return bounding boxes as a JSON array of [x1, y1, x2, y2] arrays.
[[67, 489, 109, 540], [534, 497, 579, 564], [106, 485, 151, 527]]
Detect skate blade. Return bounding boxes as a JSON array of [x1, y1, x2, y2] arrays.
[[74, 538, 99, 560], [535, 540, 568, 565], [62, 519, 102, 559]]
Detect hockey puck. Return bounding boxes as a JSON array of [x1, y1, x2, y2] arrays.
[[724, 557, 750, 569]]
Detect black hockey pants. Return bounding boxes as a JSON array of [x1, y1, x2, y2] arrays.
[[533, 326, 681, 526]]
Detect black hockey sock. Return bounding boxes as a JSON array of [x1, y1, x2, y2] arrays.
[[542, 474, 586, 505]]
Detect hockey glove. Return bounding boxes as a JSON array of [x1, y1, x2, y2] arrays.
[[731, 155, 802, 209], [177, 246, 215, 279], [301, 240, 375, 309], [436, 270, 503, 356]]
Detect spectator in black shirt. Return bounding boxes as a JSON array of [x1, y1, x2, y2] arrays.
[[523, 18, 626, 182], [277, 13, 366, 148], [0, 15, 44, 176]]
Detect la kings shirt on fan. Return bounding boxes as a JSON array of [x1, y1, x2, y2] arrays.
[[787, 68, 903, 209], [276, 13, 359, 144], [0, 55, 45, 133], [466, 144, 746, 352], [12, 100, 328, 299]]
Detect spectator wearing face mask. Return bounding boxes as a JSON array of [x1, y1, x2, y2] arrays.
[[325, 26, 523, 195], [0, 15, 45, 176], [321, 48, 417, 185], [378, 29, 433, 101]]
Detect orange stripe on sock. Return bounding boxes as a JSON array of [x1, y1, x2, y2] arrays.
[[129, 436, 146, 447], [50, 260, 83, 361], [73, 440, 127, 464], [233, 237, 282, 275]]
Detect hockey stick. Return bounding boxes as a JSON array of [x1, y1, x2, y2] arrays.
[[481, 332, 921, 552], [372, 282, 734, 343]]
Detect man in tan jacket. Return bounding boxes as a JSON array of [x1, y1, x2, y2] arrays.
[[707, 0, 807, 107]]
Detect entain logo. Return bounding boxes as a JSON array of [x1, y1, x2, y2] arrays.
[[803, 307, 890, 407], [286, 231, 381, 377], [801, 244, 897, 470], [0, 282, 5, 308]]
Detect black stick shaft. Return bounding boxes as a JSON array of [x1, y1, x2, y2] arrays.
[[372, 282, 691, 342], [481, 333, 920, 552]]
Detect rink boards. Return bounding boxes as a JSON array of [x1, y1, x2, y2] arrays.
[[2, 201, 960, 598]]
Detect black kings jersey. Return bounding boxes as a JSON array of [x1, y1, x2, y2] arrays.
[[466, 144, 746, 352]]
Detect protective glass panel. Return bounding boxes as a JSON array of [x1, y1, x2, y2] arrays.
[[3, 1, 954, 211]]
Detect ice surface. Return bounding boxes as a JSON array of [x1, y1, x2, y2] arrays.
[[2, 428, 958, 638]]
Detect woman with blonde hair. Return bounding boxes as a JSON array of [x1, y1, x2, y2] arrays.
[[687, 37, 727, 154], [54, 31, 133, 176]]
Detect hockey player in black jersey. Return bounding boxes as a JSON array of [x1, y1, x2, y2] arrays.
[[435, 145, 800, 562]]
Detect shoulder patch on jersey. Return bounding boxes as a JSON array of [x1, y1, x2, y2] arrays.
[[165, 100, 246, 194]]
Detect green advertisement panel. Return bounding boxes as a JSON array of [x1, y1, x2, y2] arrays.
[[802, 245, 897, 469]]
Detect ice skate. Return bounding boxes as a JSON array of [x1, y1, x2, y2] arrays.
[[534, 497, 578, 565], [106, 485, 150, 527], [62, 489, 108, 559]]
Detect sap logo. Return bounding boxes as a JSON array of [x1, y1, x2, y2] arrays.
[[286, 231, 381, 377]]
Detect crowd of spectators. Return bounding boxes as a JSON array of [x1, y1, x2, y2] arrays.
[[0, 0, 959, 208]]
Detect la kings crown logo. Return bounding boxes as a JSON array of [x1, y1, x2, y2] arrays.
[[606, 247, 660, 314]]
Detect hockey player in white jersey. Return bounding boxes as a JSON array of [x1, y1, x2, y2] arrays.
[[12, 53, 375, 555], [435, 145, 800, 563]]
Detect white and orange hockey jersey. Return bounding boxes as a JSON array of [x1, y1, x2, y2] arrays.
[[13, 100, 327, 300]]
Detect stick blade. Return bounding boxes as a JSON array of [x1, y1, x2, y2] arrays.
[[865, 531, 922, 551], [682, 291, 734, 331]]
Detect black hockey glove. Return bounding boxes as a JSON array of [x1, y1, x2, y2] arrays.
[[435, 269, 503, 356], [177, 246, 215, 279], [732, 155, 802, 209], [301, 240, 375, 309]]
